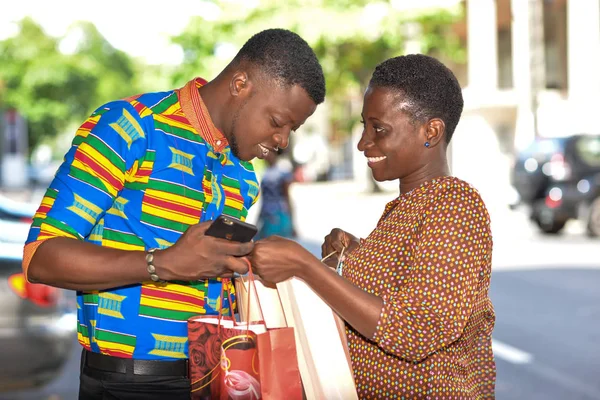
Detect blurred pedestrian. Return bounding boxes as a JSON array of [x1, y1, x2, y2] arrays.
[[256, 149, 296, 240], [249, 54, 496, 399], [22, 29, 325, 400]]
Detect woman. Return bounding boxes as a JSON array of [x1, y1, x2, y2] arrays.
[[255, 149, 296, 240], [248, 54, 496, 399]]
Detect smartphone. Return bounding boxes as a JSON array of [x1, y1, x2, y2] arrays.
[[205, 215, 258, 243]]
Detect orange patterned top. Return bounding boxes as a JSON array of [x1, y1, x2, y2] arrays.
[[343, 176, 496, 399]]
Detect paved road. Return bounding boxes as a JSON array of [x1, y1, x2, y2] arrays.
[[5, 255, 599, 400], [2, 182, 599, 399], [492, 268, 600, 400], [1, 336, 81, 400]]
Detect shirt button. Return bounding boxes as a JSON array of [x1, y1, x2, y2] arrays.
[[216, 140, 221, 146]]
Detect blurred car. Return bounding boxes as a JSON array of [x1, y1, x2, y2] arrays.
[[0, 196, 76, 392], [511, 134, 600, 236], [0, 194, 37, 224], [0, 194, 37, 246]]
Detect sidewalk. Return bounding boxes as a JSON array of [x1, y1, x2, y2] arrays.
[[284, 180, 530, 244], [283, 180, 597, 271]]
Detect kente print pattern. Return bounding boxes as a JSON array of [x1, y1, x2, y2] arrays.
[[26, 79, 257, 360]]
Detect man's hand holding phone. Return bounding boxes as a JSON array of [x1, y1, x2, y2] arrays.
[[152, 218, 256, 281]]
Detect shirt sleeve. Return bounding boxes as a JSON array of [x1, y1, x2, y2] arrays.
[[372, 185, 492, 362], [23, 101, 148, 273]]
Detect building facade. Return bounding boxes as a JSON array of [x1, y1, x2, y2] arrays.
[[451, 0, 600, 207]]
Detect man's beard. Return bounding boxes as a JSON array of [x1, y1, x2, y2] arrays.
[[228, 99, 248, 160], [229, 130, 241, 159]]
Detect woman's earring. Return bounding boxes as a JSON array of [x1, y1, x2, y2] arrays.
[[424, 141, 431, 148]]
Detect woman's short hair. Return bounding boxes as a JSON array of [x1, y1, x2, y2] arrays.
[[369, 54, 464, 143]]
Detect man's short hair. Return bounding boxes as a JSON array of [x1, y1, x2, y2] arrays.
[[233, 29, 325, 105], [369, 54, 464, 143]]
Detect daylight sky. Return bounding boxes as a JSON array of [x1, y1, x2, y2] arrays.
[[0, 0, 460, 65], [0, 0, 233, 64]]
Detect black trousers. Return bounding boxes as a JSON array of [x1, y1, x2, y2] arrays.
[[79, 350, 191, 400]]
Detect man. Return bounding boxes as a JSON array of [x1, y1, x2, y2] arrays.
[[23, 28, 325, 399]]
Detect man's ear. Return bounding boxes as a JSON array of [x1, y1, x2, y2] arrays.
[[229, 71, 252, 98], [423, 118, 446, 147]]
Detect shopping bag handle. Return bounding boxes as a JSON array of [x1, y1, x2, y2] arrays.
[[216, 258, 269, 336], [242, 258, 269, 332], [216, 275, 249, 335], [237, 258, 289, 329]]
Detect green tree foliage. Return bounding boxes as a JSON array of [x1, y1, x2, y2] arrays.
[[67, 22, 138, 103], [0, 2, 465, 156], [0, 18, 139, 154], [171, 0, 465, 138]]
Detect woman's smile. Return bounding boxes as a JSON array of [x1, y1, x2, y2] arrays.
[[366, 155, 387, 166]]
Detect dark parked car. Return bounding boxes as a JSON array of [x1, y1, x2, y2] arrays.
[[511, 134, 600, 236], [0, 196, 76, 392]]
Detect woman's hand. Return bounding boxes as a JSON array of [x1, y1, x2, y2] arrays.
[[248, 236, 314, 284], [321, 228, 361, 268], [252, 234, 384, 341]]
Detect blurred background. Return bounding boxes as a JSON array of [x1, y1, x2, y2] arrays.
[[0, 0, 599, 399]]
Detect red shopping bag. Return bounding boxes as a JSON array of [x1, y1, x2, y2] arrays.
[[188, 312, 263, 399], [256, 327, 302, 398], [235, 274, 302, 398], [188, 266, 302, 400]]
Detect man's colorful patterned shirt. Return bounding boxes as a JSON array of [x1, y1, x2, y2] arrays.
[[25, 78, 259, 360]]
